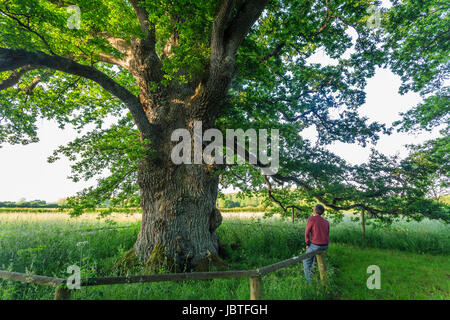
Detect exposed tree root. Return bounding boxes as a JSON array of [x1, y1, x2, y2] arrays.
[[194, 251, 230, 272], [114, 243, 231, 275], [145, 243, 176, 273], [113, 248, 143, 275]]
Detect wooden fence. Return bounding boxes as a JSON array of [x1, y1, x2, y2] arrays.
[[0, 249, 326, 300]]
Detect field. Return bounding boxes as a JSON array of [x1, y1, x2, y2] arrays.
[[0, 211, 448, 300]]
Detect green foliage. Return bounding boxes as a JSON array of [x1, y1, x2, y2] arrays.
[[217, 192, 266, 208], [47, 115, 151, 215], [0, 0, 447, 224], [0, 200, 58, 208], [0, 207, 141, 213], [384, 0, 449, 96], [404, 137, 449, 200], [386, 0, 449, 134], [386, 0, 449, 209], [218, 206, 266, 213], [223, 199, 240, 208], [395, 93, 449, 133]]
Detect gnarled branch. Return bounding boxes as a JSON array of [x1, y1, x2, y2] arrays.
[[95, 32, 132, 54], [223, 0, 269, 57], [264, 173, 390, 218], [0, 48, 155, 138], [129, 0, 152, 37], [0, 65, 37, 91], [211, 0, 236, 59]]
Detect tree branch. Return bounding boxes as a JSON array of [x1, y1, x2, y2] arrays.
[[258, 42, 285, 63], [264, 173, 390, 218], [97, 53, 128, 68], [0, 8, 55, 55], [95, 32, 132, 54], [211, 0, 236, 59], [225, 141, 392, 218], [277, 107, 317, 122], [258, 0, 333, 62], [316, 0, 332, 34], [128, 1, 161, 83], [129, 0, 157, 51], [0, 65, 37, 91], [0, 48, 155, 138], [224, 0, 269, 56], [19, 71, 53, 95], [194, 0, 268, 118], [264, 175, 303, 213]]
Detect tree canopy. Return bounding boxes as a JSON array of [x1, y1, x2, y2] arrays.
[[386, 0, 449, 208], [1, 0, 448, 223]]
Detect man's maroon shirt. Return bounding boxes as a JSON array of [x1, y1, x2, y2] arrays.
[[305, 215, 329, 245]]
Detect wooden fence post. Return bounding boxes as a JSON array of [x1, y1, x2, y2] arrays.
[[361, 209, 366, 239], [54, 287, 71, 300], [250, 276, 262, 300], [316, 253, 326, 286]]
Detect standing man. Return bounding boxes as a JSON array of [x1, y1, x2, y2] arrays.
[[303, 204, 329, 283]]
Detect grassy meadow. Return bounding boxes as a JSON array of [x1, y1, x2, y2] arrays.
[[0, 211, 448, 300]]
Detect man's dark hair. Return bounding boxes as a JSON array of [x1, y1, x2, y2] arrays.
[[314, 204, 325, 215]]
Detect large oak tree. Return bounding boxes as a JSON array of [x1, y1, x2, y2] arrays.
[[1, 0, 448, 270]]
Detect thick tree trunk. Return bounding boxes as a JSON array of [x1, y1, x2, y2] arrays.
[[129, 85, 225, 271], [126, 37, 234, 272], [134, 154, 222, 271]]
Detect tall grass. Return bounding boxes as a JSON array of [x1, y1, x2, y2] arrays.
[[329, 216, 449, 255], [0, 212, 448, 299], [220, 215, 449, 255], [0, 214, 333, 300]]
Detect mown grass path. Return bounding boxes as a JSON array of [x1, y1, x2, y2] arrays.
[[329, 244, 450, 299]]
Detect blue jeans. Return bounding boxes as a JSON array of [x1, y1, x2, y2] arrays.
[[303, 243, 328, 283]]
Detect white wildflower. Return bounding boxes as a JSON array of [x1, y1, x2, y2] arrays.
[[76, 241, 88, 247]]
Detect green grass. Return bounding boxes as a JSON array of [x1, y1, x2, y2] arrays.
[[329, 215, 450, 255], [0, 212, 448, 300], [329, 244, 450, 299]]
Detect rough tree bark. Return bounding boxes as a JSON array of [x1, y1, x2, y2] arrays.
[[127, 33, 236, 271], [135, 153, 223, 270]]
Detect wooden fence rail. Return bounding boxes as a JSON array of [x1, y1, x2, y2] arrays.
[[81, 269, 259, 286], [0, 249, 326, 300], [257, 250, 324, 275], [0, 270, 65, 287]]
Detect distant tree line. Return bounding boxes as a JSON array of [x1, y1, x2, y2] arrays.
[[217, 193, 264, 208], [0, 200, 58, 208]]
